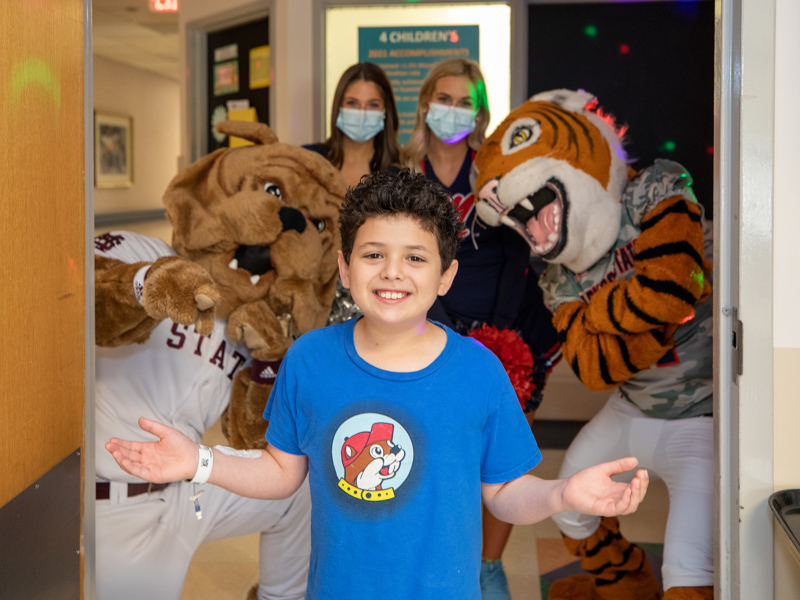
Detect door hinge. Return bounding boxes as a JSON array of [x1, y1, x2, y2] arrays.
[[731, 307, 743, 381]]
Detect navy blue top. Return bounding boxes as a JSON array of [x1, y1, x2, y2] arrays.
[[302, 143, 401, 173], [421, 151, 531, 329]]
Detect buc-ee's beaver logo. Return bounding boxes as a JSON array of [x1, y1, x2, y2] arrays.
[[331, 413, 414, 502]]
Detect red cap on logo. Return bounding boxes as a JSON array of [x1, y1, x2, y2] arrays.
[[341, 422, 394, 467]]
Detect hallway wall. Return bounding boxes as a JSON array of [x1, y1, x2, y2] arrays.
[[772, 0, 800, 594], [93, 55, 180, 216]]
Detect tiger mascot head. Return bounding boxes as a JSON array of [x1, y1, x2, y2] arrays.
[[474, 89, 629, 274]]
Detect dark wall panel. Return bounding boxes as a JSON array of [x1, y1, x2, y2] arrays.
[[527, 1, 714, 217], [0, 450, 81, 600]]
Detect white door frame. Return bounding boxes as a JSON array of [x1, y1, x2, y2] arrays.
[[716, 0, 775, 597], [83, 0, 96, 598]]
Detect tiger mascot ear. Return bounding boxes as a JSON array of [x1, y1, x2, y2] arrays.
[[474, 89, 629, 273]]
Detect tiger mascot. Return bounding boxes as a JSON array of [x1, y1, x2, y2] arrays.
[[474, 89, 714, 600]]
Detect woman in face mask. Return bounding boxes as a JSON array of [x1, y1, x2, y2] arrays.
[[403, 59, 561, 600], [304, 62, 400, 188], [401, 58, 490, 183]]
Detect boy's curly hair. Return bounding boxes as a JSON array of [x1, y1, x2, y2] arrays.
[[339, 169, 464, 272]]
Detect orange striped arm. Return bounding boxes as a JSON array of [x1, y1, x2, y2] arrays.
[[554, 301, 677, 391], [583, 196, 712, 336]]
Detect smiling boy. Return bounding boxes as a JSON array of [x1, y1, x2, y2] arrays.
[[106, 169, 648, 600]]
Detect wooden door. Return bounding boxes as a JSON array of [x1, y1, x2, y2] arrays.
[[0, 1, 86, 598]]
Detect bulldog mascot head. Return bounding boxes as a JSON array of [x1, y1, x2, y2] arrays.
[[95, 121, 346, 448]]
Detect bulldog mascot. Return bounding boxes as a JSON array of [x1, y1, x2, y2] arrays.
[[93, 121, 345, 600], [474, 90, 714, 600]]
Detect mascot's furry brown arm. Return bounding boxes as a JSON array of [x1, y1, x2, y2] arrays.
[[95, 120, 346, 448]]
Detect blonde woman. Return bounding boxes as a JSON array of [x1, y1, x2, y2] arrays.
[[403, 59, 561, 600]]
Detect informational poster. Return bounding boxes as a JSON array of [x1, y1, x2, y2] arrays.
[[228, 107, 259, 148], [358, 25, 479, 144], [214, 60, 240, 96], [249, 45, 271, 89]]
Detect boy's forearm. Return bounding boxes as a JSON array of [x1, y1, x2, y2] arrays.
[[206, 445, 308, 500], [482, 474, 568, 525]]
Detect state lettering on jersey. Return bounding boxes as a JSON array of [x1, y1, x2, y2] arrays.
[[95, 232, 126, 253], [580, 239, 637, 302], [165, 322, 247, 380], [450, 192, 474, 239]]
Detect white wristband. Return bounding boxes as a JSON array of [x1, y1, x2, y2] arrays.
[[133, 265, 151, 304], [189, 445, 214, 484]]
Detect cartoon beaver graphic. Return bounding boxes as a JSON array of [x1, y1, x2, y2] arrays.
[[340, 422, 405, 497]]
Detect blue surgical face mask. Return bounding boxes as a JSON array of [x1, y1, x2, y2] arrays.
[[336, 108, 385, 143], [425, 102, 477, 144]]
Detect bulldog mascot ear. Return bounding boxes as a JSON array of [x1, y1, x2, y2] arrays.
[[96, 120, 347, 448]]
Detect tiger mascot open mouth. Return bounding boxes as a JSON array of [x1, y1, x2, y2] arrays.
[[474, 89, 629, 273]]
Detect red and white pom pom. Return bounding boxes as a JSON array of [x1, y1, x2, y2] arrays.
[[469, 324, 535, 409]]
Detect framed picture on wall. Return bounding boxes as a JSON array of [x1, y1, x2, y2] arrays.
[[94, 111, 133, 188]]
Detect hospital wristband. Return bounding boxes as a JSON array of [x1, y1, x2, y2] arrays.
[[189, 444, 214, 485]]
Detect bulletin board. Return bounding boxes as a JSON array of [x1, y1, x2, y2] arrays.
[[324, 4, 511, 144], [206, 16, 270, 153]]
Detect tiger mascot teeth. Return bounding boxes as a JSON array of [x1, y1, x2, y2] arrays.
[[475, 89, 630, 274], [475, 90, 714, 600]]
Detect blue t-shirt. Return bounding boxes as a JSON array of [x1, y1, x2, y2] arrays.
[[264, 319, 541, 599]]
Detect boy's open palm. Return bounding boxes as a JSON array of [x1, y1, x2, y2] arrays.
[[563, 457, 649, 516], [105, 417, 198, 483]]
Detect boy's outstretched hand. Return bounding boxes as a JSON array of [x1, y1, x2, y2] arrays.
[[105, 417, 199, 484], [562, 457, 649, 517]]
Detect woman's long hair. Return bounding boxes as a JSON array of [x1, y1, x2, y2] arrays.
[[401, 59, 490, 170], [325, 62, 400, 172]]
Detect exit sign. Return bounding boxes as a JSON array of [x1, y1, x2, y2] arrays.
[[149, 0, 178, 12]]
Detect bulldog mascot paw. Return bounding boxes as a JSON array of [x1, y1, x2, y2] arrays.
[[94, 121, 345, 600], [474, 90, 714, 600]]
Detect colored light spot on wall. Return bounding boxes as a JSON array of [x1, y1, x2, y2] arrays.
[[11, 58, 61, 108], [583, 25, 598, 38], [659, 140, 676, 152], [619, 44, 630, 54]]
